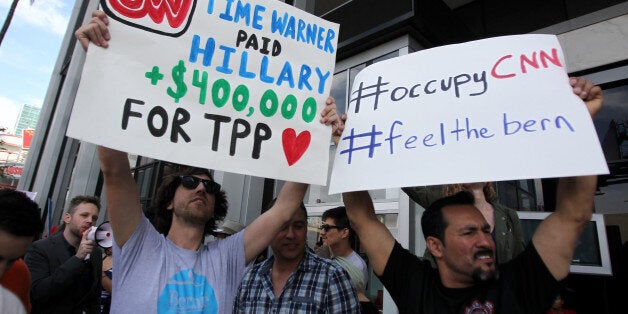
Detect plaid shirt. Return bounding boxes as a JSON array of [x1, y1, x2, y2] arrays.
[[233, 249, 359, 313]]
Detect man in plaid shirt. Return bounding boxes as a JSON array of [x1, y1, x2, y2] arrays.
[[233, 201, 360, 313]]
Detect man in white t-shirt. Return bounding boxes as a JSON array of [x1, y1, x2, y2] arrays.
[[321, 206, 378, 313], [321, 206, 368, 282]]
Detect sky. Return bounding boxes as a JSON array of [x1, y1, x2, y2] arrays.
[[0, 0, 74, 134]]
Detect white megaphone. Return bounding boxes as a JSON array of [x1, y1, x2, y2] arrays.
[[85, 221, 114, 260]]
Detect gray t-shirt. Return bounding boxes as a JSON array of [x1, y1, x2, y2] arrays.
[[347, 250, 368, 287], [0, 285, 26, 314], [111, 217, 246, 314]]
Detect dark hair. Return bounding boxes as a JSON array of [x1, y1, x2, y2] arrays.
[[151, 167, 227, 236], [421, 191, 475, 243], [321, 206, 350, 228], [443, 182, 496, 202], [264, 197, 307, 218], [322, 206, 356, 245], [67, 195, 101, 215], [0, 189, 44, 238]]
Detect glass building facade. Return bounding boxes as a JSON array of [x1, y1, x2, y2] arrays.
[[14, 104, 41, 136]]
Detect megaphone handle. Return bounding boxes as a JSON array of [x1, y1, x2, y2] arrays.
[[83, 226, 97, 260]]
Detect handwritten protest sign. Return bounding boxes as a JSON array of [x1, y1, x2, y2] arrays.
[[67, 0, 339, 185], [328, 35, 608, 194]]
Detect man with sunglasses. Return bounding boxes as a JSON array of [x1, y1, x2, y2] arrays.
[[76, 11, 341, 314], [321, 206, 378, 313], [321, 206, 368, 284], [233, 200, 359, 313]]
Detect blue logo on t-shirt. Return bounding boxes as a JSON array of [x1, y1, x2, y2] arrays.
[[157, 268, 218, 313]]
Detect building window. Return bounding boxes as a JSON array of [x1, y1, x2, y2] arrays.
[[314, 0, 352, 16], [330, 51, 399, 115], [495, 180, 538, 211], [593, 82, 628, 213], [131, 158, 161, 214], [307, 48, 401, 205]]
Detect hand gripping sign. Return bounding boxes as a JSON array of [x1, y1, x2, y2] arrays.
[[69, 0, 339, 185]]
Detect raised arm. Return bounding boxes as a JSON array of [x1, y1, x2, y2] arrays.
[[243, 181, 308, 262], [243, 97, 339, 262], [334, 113, 396, 276], [75, 12, 141, 247], [98, 147, 142, 248], [342, 191, 395, 276], [532, 77, 603, 280]]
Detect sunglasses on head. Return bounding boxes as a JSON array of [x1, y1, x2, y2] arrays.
[[320, 224, 345, 232], [179, 175, 221, 194]]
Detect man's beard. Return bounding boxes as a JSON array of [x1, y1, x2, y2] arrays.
[[174, 207, 211, 228], [470, 248, 498, 282], [69, 224, 83, 238], [472, 267, 499, 282]]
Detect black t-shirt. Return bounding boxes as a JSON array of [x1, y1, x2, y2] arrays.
[[379, 242, 560, 313]]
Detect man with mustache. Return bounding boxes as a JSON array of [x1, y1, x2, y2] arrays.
[[25, 195, 102, 313], [74, 11, 341, 313], [338, 77, 603, 313]]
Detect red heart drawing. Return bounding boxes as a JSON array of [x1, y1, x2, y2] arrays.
[[282, 129, 311, 166]]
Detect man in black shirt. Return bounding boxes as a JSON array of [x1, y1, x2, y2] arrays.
[[25, 195, 102, 314], [339, 77, 603, 313]]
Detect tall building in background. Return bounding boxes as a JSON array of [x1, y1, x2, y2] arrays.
[[14, 104, 41, 136]]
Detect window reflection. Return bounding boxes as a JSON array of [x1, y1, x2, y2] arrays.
[[306, 146, 342, 203], [314, 0, 352, 16], [331, 70, 348, 114], [309, 51, 400, 205], [593, 83, 628, 213], [495, 180, 537, 211], [349, 64, 367, 94]]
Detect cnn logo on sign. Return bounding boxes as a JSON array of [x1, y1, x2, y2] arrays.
[[101, 0, 197, 37]]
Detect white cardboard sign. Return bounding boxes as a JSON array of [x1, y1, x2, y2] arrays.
[[329, 35, 608, 194], [68, 0, 339, 185]]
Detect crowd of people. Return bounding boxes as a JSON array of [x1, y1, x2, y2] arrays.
[[0, 9, 606, 314]]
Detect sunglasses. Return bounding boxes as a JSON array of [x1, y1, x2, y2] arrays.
[[179, 175, 221, 194], [320, 224, 345, 232]]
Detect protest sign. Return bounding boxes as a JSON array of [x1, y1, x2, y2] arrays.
[[328, 35, 608, 194], [67, 0, 339, 185]]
